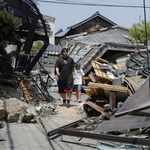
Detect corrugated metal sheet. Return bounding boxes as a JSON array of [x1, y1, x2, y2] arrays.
[[93, 78, 150, 133], [73, 29, 130, 45]]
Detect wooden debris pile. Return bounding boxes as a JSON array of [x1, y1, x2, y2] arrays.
[[83, 56, 147, 118]]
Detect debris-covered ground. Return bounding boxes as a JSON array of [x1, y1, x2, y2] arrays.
[[1, 50, 150, 149]]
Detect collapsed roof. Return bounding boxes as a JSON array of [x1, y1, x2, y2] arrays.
[[0, 0, 50, 73]]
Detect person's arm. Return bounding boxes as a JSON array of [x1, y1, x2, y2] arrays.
[[55, 75, 58, 81], [56, 67, 60, 77], [82, 75, 85, 85]]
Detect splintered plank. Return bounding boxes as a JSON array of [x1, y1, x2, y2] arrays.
[[91, 60, 112, 81], [84, 100, 109, 116], [90, 87, 96, 95], [20, 77, 42, 102], [109, 91, 116, 110], [88, 82, 128, 92], [96, 57, 108, 64], [88, 72, 97, 83], [82, 77, 91, 80], [84, 89, 93, 96], [113, 62, 125, 69]]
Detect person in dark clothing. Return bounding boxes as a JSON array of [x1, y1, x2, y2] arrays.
[[54, 52, 63, 81], [55, 48, 75, 107], [54, 53, 63, 101]]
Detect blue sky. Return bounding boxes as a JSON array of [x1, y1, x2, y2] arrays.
[[37, 0, 150, 33]]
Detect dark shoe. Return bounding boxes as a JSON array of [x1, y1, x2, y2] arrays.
[[66, 104, 70, 108], [66, 100, 70, 108], [63, 100, 66, 106]]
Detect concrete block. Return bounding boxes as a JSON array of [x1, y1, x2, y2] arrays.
[[0, 109, 8, 119], [43, 108, 53, 115], [7, 113, 19, 123]]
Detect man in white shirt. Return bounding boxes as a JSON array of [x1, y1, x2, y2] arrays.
[[74, 62, 85, 103]]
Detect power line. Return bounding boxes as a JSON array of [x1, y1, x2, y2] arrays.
[[59, 4, 75, 29], [37, 0, 150, 8]]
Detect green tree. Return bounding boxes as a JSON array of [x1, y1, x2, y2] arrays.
[[0, 6, 22, 75], [32, 41, 43, 51], [129, 16, 150, 44]]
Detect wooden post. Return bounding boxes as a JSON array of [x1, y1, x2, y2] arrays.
[[109, 91, 116, 110]]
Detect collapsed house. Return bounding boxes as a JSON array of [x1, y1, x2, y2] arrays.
[[49, 49, 150, 149], [52, 15, 150, 147]]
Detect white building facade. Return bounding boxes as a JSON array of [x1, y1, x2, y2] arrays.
[[43, 15, 55, 44]]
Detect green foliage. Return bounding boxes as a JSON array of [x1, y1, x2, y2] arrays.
[[0, 7, 22, 75], [129, 16, 150, 44], [32, 41, 43, 51]]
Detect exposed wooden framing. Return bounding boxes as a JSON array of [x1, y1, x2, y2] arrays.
[[88, 72, 97, 83], [113, 62, 125, 69], [109, 91, 116, 110], [82, 76, 91, 80], [90, 87, 96, 95], [20, 77, 43, 102], [115, 105, 150, 118], [88, 82, 128, 92], [91, 61, 112, 81], [84, 89, 93, 96], [96, 57, 108, 64], [84, 100, 110, 116], [95, 88, 102, 97]]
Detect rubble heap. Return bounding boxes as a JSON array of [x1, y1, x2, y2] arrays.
[[0, 98, 36, 123]]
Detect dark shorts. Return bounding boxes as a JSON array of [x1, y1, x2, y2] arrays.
[[58, 79, 73, 94]]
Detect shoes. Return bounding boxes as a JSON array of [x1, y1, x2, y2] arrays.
[[66, 100, 70, 108], [77, 100, 82, 103], [63, 100, 66, 106], [66, 104, 70, 108]]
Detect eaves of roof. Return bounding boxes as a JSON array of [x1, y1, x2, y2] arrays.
[[55, 28, 71, 38], [68, 11, 116, 30]]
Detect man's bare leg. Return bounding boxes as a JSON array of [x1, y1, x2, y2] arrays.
[[66, 92, 72, 107], [77, 90, 81, 102], [60, 93, 66, 106]]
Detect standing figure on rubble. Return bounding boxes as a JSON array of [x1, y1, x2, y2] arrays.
[[55, 48, 75, 108], [54, 52, 63, 101], [74, 62, 85, 103]]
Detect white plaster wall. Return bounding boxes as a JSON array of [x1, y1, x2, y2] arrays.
[[44, 15, 55, 44]]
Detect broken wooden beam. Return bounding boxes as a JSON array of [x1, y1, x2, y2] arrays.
[[88, 72, 98, 83], [96, 57, 108, 64], [109, 91, 116, 110], [84, 89, 93, 96], [84, 100, 110, 116], [88, 82, 128, 92], [82, 76, 91, 80]]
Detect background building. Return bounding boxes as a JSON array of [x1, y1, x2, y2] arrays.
[[44, 15, 55, 44]]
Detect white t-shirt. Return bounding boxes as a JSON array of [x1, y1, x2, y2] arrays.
[[74, 69, 85, 85]]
